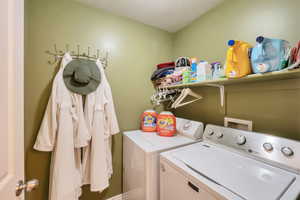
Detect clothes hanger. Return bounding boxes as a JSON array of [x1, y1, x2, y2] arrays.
[[171, 87, 192, 108], [151, 87, 168, 106], [166, 90, 181, 110], [157, 88, 176, 104], [174, 88, 202, 108], [151, 87, 186, 108], [172, 88, 202, 109], [171, 88, 187, 108]]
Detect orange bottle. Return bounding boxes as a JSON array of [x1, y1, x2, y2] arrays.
[[157, 112, 176, 137], [141, 110, 158, 132]]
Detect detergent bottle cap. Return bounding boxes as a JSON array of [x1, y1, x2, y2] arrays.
[[160, 111, 173, 115], [256, 36, 265, 43], [144, 109, 157, 113], [228, 40, 235, 46]]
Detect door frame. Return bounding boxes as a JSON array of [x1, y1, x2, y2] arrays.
[[11, 0, 25, 197], [15, 0, 25, 195], [0, 0, 24, 199]]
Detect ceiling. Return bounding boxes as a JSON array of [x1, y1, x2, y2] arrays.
[[75, 0, 224, 32]]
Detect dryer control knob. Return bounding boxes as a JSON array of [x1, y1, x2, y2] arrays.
[[183, 121, 192, 130], [263, 143, 273, 152], [216, 132, 223, 139], [236, 135, 246, 145], [207, 129, 214, 136], [281, 147, 294, 157]]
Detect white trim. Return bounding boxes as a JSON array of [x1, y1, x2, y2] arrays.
[[106, 194, 123, 200]]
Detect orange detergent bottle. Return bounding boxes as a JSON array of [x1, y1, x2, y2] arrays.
[[141, 110, 158, 132], [157, 111, 176, 137]]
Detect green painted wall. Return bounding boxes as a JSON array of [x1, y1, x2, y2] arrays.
[[172, 0, 300, 140], [24, 0, 172, 199], [26, 0, 300, 199]]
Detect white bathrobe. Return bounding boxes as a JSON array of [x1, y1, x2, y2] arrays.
[[82, 60, 120, 192], [34, 53, 91, 200]]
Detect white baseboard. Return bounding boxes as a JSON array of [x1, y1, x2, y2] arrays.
[[106, 194, 123, 200]]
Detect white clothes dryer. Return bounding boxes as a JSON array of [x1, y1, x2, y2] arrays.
[[123, 118, 204, 200]]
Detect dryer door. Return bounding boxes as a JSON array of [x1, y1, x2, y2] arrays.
[[160, 160, 218, 200]]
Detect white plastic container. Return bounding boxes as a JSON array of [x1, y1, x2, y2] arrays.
[[196, 61, 213, 82]]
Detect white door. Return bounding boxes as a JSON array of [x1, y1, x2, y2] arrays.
[[0, 0, 25, 199]]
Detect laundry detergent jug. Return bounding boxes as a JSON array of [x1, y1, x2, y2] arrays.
[[225, 40, 253, 78], [157, 111, 176, 137], [141, 109, 157, 132], [251, 36, 291, 73]]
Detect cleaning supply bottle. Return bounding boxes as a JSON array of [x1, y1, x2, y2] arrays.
[[141, 110, 157, 132], [196, 60, 213, 82], [157, 111, 176, 137], [190, 58, 198, 82], [182, 68, 191, 84], [212, 62, 225, 79]]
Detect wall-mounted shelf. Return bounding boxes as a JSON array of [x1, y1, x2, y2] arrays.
[[158, 68, 300, 109], [162, 68, 300, 89]]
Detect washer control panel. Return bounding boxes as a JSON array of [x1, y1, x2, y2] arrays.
[[203, 124, 300, 172]]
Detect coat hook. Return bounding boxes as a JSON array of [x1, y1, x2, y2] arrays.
[[49, 56, 58, 65], [47, 53, 58, 65]]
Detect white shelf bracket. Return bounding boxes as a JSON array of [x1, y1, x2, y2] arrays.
[[205, 84, 225, 107]]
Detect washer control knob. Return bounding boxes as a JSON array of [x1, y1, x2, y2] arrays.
[[263, 143, 273, 152], [207, 129, 214, 136], [216, 132, 223, 139], [281, 147, 294, 157], [236, 135, 246, 145]]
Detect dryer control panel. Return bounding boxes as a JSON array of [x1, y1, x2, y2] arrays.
[[203, 124, 300, 173], [176, 118, 204, 140]]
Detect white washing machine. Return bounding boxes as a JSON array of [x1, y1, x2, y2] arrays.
[[160, 124, 300, 200], [123, 118, 204, 200]]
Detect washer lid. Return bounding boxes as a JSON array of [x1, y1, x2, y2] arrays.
[[172, 143, 296, 200]]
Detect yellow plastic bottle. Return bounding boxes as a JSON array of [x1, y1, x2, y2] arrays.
[[225, 40, 253, 78]]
